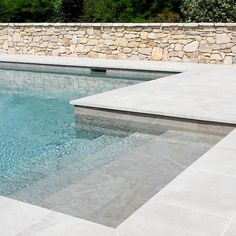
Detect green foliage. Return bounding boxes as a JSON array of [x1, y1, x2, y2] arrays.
[[0, 0, 61, 22], [0, 0, 8, 22], [181, 0, 236, 22], [83, 0, 182, 23], [52, 0, 63, 22], [3, 0, 235, 23], [151, 12, 182, 23]]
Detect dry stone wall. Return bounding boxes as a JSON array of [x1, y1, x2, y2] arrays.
[[0, 23, 235, 64]]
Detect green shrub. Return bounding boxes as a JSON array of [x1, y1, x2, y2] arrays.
[[0, 0, 61, 22], [83, 0, 182, 23], [151, 12, 182, 23], [52, 0, 62, 22], [0, 0, 8, 22], [181, 0, 236, 22]]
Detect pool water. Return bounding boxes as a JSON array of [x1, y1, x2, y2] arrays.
[[0, 67, 224, 227], [0, 68, 143, 194]]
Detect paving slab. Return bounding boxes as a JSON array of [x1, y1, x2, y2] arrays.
[[223, 217, 236, 236], [190, 146, 236, 177], [0, 196, 115, 236], [117, 201, 229, 236]]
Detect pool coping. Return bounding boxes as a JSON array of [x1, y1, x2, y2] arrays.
[[1, 54, 236, 236]]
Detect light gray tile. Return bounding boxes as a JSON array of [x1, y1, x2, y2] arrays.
[[0, 196, 115, 236], [217, 130, 236, 150], [223, 219, 236, 236], [156, 169, 236, 218], [15, 211, 115, 236], [191, 146, 236, 176], [118, 202, 229, 236], [0, 196, 51, 236]]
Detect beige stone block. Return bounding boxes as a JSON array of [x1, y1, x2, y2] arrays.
[[46, 29, 54, 35], [216, 33, 231, 44], [224, 56, 233, 64], [199, 44, 213, 53], [78, 38, 87, 44], [171, 56, 182, 62], [63, 38, 70, 46], [138, 47, 151, 56], [114, 38, 127, 47], [87, 39, 98, 46], [127, 41, 139, 48], [12, 33, 21, 42], [123, 47, 132, 53], [92, 46, 101, 52], [140, 32, 148, 40], [104, 40, 114, 46], [139, 44, 147, 48], [86, 28, 93, 35], [59, 46, 66, 53], [210, 54, 222, 60], [183, 41, 199, 52], [207, 37, 215, 44], [124, 34, 138, 39], [151, 47, 163, 60], [69, 44, 76, 53], [76, 30, 86, 36], [148, 32, 157, 39], [84, 46, 92, 53], [198, 55, 209, 64], [102, 33, 110, 39], [175, 44, 182, 51], [76, 45, 85, 53], [8, 47, 16, 54], [2, 41, 8, 49], [50, 36, 58, 43], [118, 53, 128, 59], [232, 45, 236, 53], [115, 32, 124, 37]]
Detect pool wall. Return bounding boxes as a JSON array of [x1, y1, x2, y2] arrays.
[[0, 23, 235, 64], [74, 106, 235, 136]]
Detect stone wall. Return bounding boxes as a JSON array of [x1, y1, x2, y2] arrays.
[[0, 23, 235, 64]]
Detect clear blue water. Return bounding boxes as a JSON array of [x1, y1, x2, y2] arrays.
[[0, 68, 144, 199]]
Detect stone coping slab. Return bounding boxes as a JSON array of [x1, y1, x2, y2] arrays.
[[0, 54, 229, 72], [71, 68, 236, 124], [1, 54, 236, 123], [0, 23, 236, 27]]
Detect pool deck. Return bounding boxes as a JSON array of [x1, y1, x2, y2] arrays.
[[1, 54, 236, 236]]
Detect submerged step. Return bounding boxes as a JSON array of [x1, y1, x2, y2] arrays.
[[39, 130, 219, 227], [10, 132, 154, 206]]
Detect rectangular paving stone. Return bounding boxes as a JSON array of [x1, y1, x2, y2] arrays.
[[155, 169, 236, 218], [191, 146, 236, 176], [117, 202, 229, 236]]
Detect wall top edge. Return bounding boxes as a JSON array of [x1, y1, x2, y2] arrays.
[[0, 22, 236, 27]]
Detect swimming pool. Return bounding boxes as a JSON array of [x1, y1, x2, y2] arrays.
[[0, 66, 225, 227]]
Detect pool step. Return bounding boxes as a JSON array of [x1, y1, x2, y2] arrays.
[[39, 130, 215, 227], [0, 133, 120, 197], [11, 132, 154, 205]]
